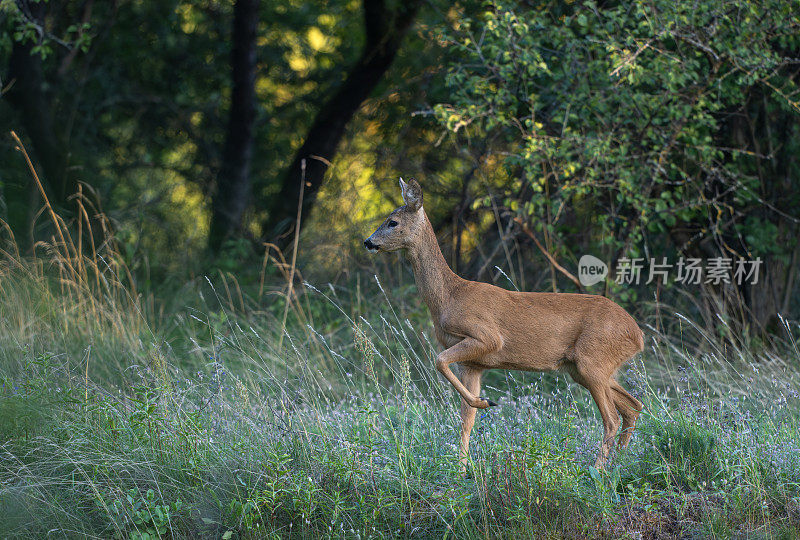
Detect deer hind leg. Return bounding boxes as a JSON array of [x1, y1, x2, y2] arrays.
[[610, 380, 643, 449], [589, 382, 620, 469], [458, 366, 484, 475], [567, 364, 620, 469]]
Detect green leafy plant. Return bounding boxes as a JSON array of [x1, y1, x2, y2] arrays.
[[102, 488, 182, 539]]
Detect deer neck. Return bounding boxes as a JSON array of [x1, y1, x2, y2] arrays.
[[406, 211, 458, 317]]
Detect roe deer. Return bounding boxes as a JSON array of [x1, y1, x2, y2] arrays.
[[364, 178, 644, 471]]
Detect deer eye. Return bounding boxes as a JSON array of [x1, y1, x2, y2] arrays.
[[388, 220, 398, 228]]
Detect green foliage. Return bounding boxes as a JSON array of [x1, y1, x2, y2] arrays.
[[436, 0, 800, 285], [641, 413, 724, 492], [100, 488, 183, 539], [1, 0, 369, 276], [494, 433, 590, 526], [1, 0, 92, 59], [0, 352, 81, 445]]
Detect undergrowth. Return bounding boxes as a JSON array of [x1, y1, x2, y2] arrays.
[[1, 259, 799, 538], [1, 137, 800, 538]]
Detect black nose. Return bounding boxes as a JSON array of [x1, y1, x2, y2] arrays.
[[364, 239, 376, 250]]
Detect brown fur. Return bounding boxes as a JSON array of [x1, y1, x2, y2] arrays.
[[365, 179, 644, 470]]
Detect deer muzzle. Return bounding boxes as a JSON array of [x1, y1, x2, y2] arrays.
[[363, 238, 379, 253]]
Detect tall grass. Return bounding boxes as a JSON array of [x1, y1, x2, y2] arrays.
[[2, 137, 800, 538]]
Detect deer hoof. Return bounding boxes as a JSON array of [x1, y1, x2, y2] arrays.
[[480, 397, 498, 407]]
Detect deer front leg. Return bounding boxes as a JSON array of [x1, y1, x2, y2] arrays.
[[459, 366, 484, 475], [435, 336, 499, 409]]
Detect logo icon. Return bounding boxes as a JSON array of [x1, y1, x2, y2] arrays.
[[578, 255, 608, 287]]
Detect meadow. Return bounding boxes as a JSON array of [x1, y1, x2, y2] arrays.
[[1, 205, 799, 540]]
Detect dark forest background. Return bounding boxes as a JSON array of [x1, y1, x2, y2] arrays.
[[2, 0, 799, 341]]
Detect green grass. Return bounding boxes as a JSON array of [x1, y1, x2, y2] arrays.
[[1, 256, 800, 539]]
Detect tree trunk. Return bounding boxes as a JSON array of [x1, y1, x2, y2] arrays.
[[261, 0, 420, 242], [208, 0, 260, 252], [5, 4, 75, 246]]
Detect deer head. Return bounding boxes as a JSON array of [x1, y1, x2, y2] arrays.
[[364, 178, 426, 253]]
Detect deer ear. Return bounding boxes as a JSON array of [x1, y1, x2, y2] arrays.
[[399, 177, 423, 211]]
